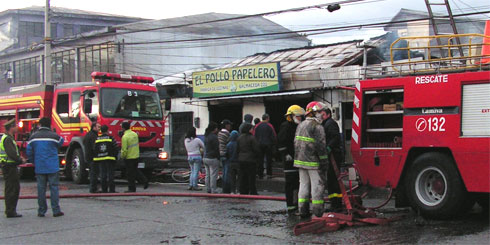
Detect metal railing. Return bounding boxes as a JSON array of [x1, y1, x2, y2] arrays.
[[389, 33, 490, 73]]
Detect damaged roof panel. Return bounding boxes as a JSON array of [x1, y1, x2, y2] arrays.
[[224, 39, 384, 73]]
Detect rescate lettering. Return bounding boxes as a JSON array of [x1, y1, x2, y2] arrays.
[[415, 75, 449, 85]]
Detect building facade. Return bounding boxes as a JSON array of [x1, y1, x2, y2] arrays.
[[0, 10, 310, 92]]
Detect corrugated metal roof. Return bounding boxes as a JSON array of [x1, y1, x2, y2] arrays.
[[223, 39, 384, 73]]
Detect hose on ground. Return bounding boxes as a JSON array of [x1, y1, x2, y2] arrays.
[[0, 192, 288, 201]]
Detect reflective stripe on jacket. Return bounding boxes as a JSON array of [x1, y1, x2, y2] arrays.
[[93, 134, 117, 161], [293, 118, 328, 170], [121, 129, 139, 159], [0, 134, 19, 164]]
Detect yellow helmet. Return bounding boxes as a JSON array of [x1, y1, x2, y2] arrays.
[[285, 105, 306, 117]]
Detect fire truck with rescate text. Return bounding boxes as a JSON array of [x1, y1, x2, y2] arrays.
[[351, 33, 490, 218], [0, 72, 168, 183]]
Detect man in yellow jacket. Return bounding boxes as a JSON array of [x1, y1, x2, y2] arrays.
[[121, 122, 149, 192]]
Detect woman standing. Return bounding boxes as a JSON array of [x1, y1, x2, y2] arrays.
[[203, 122, 220, 193], [226, 130, 240, 194], [184, 127, 204, 191], [237, 123, 261, 195]]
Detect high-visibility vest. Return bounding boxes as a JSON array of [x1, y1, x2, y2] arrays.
[[0, 134, 19, 164], [93, 135, 116, 161]]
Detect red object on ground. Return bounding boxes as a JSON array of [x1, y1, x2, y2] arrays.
[[0, 192, 287, 201], [293, 156, 401, 235]]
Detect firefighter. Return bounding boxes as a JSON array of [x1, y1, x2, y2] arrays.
[[294, 101, 329, 218], [84, 122, 101, 193], [93, 125, 118, 193], [0, 119, 25, 218], [278, 105, 305, 214], [320, 108, 343, 212]]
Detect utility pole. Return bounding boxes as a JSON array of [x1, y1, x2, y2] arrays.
[[44, 0, 52, 85]]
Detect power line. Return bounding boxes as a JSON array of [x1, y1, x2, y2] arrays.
[[105, 0, 375, 37], [117, 10, 490, 46]]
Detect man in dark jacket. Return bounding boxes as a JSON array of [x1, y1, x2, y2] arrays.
[[93, 125, 118, 193], [278, 105, 305, 214], [83, 122, 101, 193], [321, 108, 343, 211], [26, 117, 65, 217], [254, 114, 277, 179], [239, 114, 253, 134], [237, 124, 260, 195], [0, 119, 25, 218]]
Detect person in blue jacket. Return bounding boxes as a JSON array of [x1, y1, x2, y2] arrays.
[[26, 117, 65, 217], [225, 130, 239, 194]]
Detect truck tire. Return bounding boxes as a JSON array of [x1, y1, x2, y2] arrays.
[[70, 148, 88, 184], [406, 152, 471, 219]]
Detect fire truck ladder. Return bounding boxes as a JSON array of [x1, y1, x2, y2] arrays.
[[424, 0, 465, 58]]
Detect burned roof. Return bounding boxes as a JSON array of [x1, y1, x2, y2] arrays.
[[222, 38, 385, 73]]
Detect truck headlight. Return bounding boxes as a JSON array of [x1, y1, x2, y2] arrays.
[[158, 151, 168, 160]]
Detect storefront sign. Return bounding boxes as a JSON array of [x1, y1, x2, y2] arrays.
[[192, 62, 280, 98]]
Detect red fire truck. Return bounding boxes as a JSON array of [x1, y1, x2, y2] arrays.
[[0, 72, 168, 183], [351, 35, 490, 218]]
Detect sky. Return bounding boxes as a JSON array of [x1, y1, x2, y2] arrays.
[[1, 0, 489, 44]]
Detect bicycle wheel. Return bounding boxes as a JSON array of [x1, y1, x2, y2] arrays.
[[171, 168, 191, 183]]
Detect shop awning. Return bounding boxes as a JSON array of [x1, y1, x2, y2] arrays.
[[185, 90, 311, 103]]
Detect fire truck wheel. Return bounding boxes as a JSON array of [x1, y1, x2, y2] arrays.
[[407, 152, 471, 219], [70, 148, 88, 184]]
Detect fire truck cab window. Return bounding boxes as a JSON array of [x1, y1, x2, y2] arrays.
[[71, 91, 81, 118], [56, 93, 70, 123], [101, 88, 162, 120], [362, 89, 404, 148]]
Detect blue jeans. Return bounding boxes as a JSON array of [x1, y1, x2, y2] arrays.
[[36, 173, 61, 215], [221, 157, 231, 193], [188, 156, 202, 188]]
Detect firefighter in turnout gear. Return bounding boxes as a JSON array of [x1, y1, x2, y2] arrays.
[[294, 101, 329, 218], [93, 125, 118, 193], [278, 105, 305, 214]]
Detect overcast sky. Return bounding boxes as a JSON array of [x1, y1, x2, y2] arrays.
[[1, 0, 489, 44]]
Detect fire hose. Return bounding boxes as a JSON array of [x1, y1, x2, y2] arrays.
[[0, 192, 289, 201]]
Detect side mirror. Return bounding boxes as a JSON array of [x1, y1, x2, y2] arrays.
[[83, 99, 93, 114], [165, 99, 171, 111]]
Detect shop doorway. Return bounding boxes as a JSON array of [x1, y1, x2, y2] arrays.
[[264, 97, 311, 132], [171, 112, 194, 157], [209, 103, 243, 131]]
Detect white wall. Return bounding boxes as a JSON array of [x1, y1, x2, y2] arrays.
[[242, 99, 265, 121]]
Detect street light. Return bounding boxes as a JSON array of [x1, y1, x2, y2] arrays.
[[326, 4, 341, 12]]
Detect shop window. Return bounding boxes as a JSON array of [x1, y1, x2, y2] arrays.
[[361, 89, 404, 148], [56, 94, 70, 123]]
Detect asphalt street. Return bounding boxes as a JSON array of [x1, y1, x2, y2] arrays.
[[0, 178, 488, 244]]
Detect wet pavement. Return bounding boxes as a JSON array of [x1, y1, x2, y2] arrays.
[[0, 178, 488, 244]]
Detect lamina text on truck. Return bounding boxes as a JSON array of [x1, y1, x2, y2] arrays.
[[0, 72, 168, 183], [351, 33, 489, 218]]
